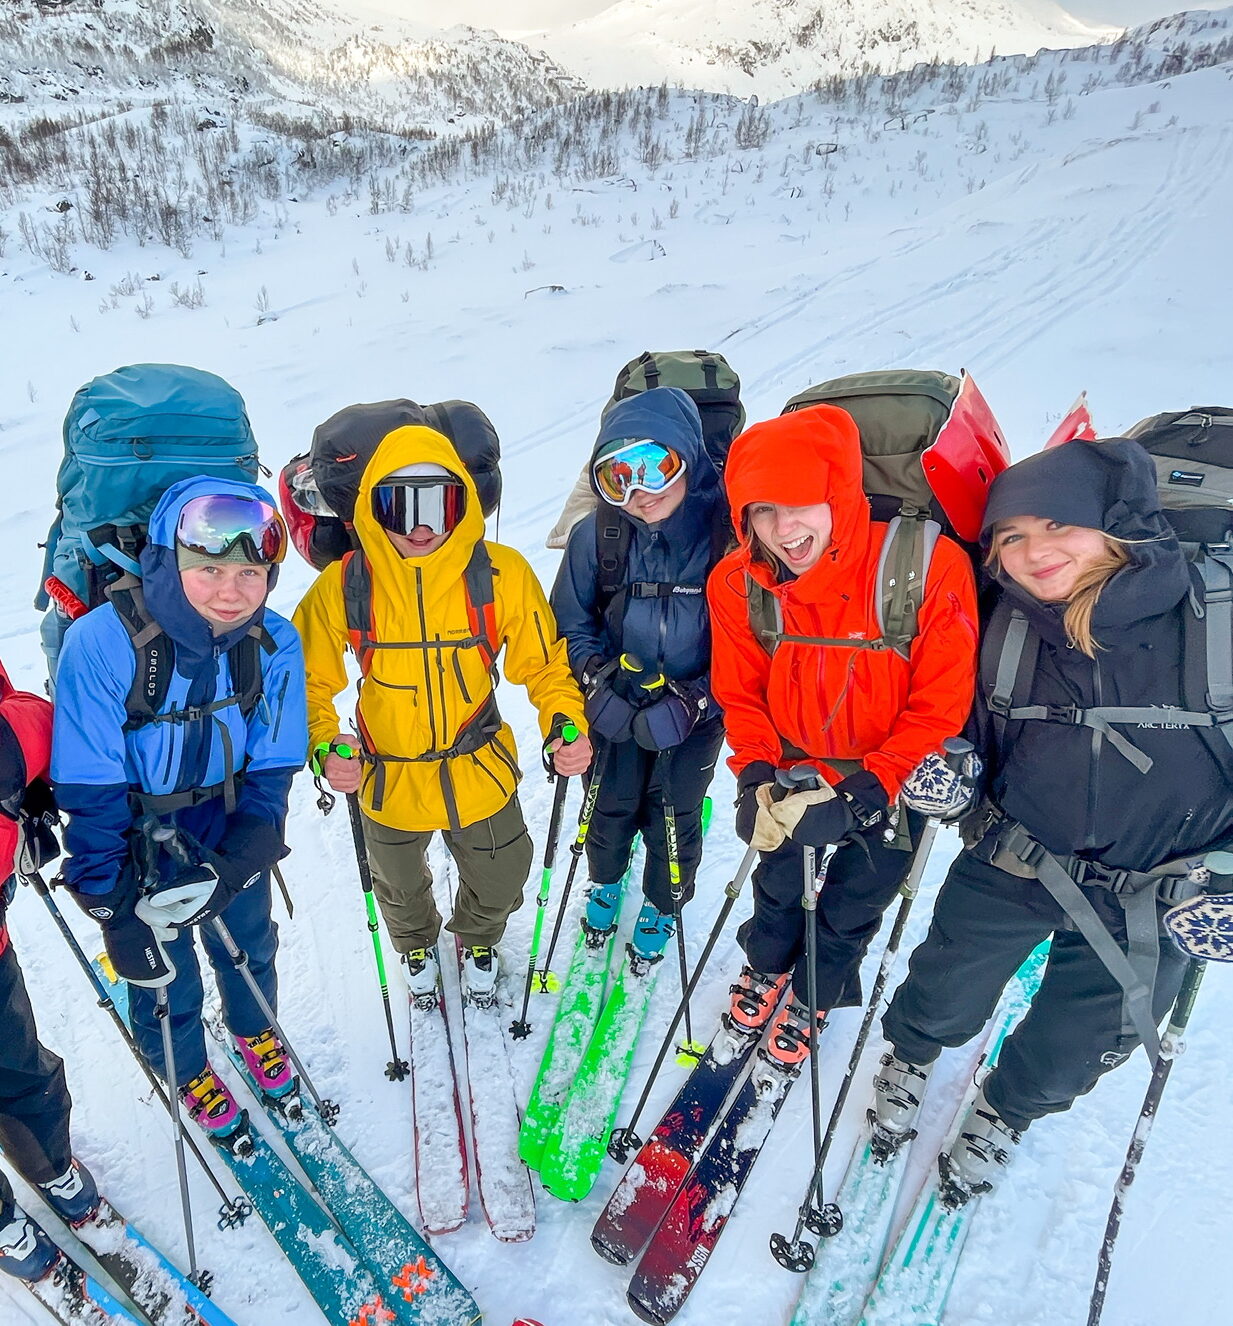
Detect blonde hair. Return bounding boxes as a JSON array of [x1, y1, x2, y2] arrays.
[[986, 533, 1133, 658]]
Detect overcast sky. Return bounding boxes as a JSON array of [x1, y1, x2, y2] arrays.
[[366, 3, 1217, 33]]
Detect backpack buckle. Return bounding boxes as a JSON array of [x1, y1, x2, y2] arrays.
[[1045, 703, 1082, 725]]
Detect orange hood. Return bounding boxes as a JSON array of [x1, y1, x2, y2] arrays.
[[724, 404, 872, 598]]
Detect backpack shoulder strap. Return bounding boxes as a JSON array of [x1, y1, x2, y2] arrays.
[[463, 542, 499, 671], [341, 549, 375, 674], [745, 571, 784, 656], [106, 573, 175, 728], [595, 513, 632, 612], [230, 624, 276, 721], [1183, 554, 1233, 764], [981, 600, 1038, 757], [876, 512, 941, 659]]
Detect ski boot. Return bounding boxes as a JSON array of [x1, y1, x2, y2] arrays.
[[724, 967, 790, 1034], [761, 1000, 826, 1078], [461, 945, 499, 1008], [37, 1160, 99, 1228], [583, 879, 622, 949], [181, 1066, 250, 1153], [938, 1083, 1021, 1207], [403, 945, 441, 1010], [628, 902, 674, 976], [236, 1027, 301, 1120], [0, 1206, 58, 1282], [870, 1051, 933, 1161]]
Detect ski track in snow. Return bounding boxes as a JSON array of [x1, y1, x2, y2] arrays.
[[1, 31, 1231, 1326]]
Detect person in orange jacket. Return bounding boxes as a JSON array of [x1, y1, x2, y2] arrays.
[[706, 403, 979, 1066]]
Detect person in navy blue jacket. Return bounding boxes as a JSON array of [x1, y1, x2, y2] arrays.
[[551, 387, 727, 963], [52, 476, 308, 1139]]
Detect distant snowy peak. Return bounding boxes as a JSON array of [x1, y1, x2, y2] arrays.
[[536, 0, 1118, 97]]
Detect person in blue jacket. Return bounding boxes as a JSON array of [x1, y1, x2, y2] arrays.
[[551, 387, 727, 964], [52, 476, 308, 1140]]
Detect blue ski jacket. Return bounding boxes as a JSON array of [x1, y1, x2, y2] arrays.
[[550, 387, 725, 685], [51, 475, 308, 899]]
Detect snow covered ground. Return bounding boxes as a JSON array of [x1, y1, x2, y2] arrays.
[[1, 14, 1231, 1325]]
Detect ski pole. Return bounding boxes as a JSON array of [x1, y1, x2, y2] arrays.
[[154, 980, 200, 1287], [511, 742, 576, 1039], [24, 870, 251, 1231], [1087, 955, 1207, 1325], [770, 736, 976, 1271], [608, 844, 759, 1163], [208, 916, 340, 1126], [658, 749, 705, 1064]]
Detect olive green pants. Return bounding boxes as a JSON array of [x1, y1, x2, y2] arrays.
[[360, 795, 534, 952]]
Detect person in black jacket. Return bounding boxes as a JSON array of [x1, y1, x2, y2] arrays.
[[870, 437, 1233, 1202], [551, 387, 727, 965]]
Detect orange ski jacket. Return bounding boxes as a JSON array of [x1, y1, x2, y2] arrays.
[[707, 405, 978, 798]]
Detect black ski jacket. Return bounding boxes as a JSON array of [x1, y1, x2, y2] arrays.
[[976, 438, 1233, 873]]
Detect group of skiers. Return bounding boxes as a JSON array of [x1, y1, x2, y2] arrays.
[[1, 352, 1229, 1323]]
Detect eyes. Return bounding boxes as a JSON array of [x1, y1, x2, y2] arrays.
[[997, 520, 1066, 549], [197, 565, 265, 581], [748, 503, 774, 518]]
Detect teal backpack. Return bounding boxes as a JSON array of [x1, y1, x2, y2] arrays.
[[35, 364, 260, 678]]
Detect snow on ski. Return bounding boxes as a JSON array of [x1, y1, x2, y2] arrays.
[[592, 989, 787, 1266], [857, 943, 1051, 1326], [221, 1044, 482, 1323], [537, 943, 663, 1202], [18, 1237, 146, 1326], [454, 938, 536, 1243], [408, 979, 470, 1236], [625, 1036, 807, 1325]]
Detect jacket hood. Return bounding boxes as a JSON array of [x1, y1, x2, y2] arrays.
[[141, 474, 279, 669], [984, 438, 1191, 636], [353, 424, 486, 605], [723, 403, 871, 593], [589, 386, 721, 538]]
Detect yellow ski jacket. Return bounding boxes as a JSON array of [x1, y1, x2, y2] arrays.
[[294, 425, 586, 832]]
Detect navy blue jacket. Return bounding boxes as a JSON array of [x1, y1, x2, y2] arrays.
[[52, 476, 308, 899], [551, 387, 725, 686]]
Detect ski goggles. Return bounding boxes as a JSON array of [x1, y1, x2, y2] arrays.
[[371, 477, 466, 537], [593, 439, 686, 508], [288, 464, 336, 518], [175, 494, 287, 564]]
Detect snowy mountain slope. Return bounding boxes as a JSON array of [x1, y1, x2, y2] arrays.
[[535, 0, 1116, 98], [0, 12, 1231, 1326]]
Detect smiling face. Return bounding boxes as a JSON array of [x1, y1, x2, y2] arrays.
[[179, 561, 270, 632], [746, 501, 834, 573], [384, 526, 450, 557], [991, 515, 1113, 602], [624, 478, 686, 525]]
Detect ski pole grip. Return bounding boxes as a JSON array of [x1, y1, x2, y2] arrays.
[[941, 736, 975, 778], [619, 651, 665, 695], [774, 763, 825, 800]]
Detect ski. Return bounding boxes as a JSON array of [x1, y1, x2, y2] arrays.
[[537, 942, 665, 1202], [518, 889, 627, 1172], [454, 938, 536, 1242], [90, 959, 414, 1326], [408, 974, 470, 1236], [857, 942, 1050, 1326], [221, 1046, 483, 1322], [592, 986, 788, 1266], [626, 1033, 811, 1325], [67, 1198, 238, 1326], [12, 1237, 145, 1326]]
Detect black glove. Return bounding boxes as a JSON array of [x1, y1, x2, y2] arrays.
[[631, 680, 712, 752], [734, 761, 776, 845], [581, 655, 636, 743], [203, 814, 285, 899], [72, 872, 175, 987], [782, 770, 890, 849]]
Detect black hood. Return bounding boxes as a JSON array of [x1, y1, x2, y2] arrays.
[[982, 438, 1191, 643]]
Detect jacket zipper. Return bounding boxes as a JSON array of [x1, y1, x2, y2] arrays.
[[270, 670, 290, 743], [414, 567, 440, 752]]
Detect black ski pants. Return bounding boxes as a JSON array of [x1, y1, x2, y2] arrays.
[[882, 848, 1188, 1132], [738, 812, 924, 1012], [584, 715, 725, 916], [0, 935, 73, 1223]]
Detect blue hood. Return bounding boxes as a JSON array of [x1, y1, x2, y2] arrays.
[[590, 387, 721, 535], [140, 474, 281, 674]]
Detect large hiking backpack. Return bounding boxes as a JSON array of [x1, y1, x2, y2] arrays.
[[984, 412, 1233, 774], [747, 369, 1009, 659], [544, 349, 746, 550], [280, 398, 501, 571], [35, 364, 260, 680]]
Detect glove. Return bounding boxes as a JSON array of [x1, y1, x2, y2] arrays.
[[734, 761, 776, 845], [900, 749, 984, 821], [1162, 892, 1233, 962], [140, 815, 282, 929], [203, 814, 284, 899], [581, 656, 636, 743], [136, 863, 228, 929], [73, 875, 175, 987], [631, 680, 712, 752], [773, 770, 889, 849]]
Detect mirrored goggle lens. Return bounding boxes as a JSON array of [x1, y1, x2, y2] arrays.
[[593, 440, 686, 507], [290, 466, 336, 518], [372, 480, 466, 536], [175, 494, 287, 563]]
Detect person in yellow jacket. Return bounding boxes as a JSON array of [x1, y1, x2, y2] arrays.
[[294, 425, 592, 1002]]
